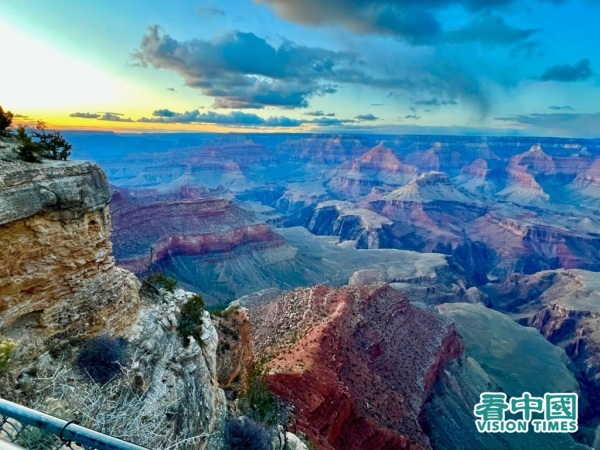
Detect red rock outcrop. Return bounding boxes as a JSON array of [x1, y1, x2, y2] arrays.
[[110, 192, 283, 273], [246, 284, 463, 450]]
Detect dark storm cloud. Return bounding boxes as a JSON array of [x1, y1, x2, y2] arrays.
[[539, 59, 593, 82], [98, 113, 134, 122], [256, 0, 548, 44], [355, 113, 379, 121], [138, 109, 304, 127], [304, 110, 336, 116], [549, 105, 574, 110], [70, 112, 101, 119], [133, 26, 359, 109]]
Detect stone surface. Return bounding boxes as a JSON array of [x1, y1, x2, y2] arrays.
[[244, 283, 463, 450], [0, 155, 140, 366]]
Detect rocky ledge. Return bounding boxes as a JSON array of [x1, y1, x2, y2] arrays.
[[0, 150, 140, 367]]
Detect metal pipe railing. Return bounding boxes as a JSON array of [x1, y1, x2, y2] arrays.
[[0, 397, 148, 450]]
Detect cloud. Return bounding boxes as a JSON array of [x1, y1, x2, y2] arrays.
[[197, 6, 225, 16], [495, 112, 600, 136], [445, 13, 537, 46], [134, 26, 491, 117], [98, 113, 134, 122], [539, 59, 593, 82], [309, 117, 355, 126], [371, 103, 384, 106], [355, 113, 379, 121], [133, 26, 359, 109], [256, 0, 440, 43], [404, 114, 421, 119], [414, 98, 458, 106], [70, 112, 101, 119], [549, 105, 574, 110], [138, 109, 304, 127], [152, 109, 178, 117], [256, 0, 551, 44], [304, 110, 336, 116], [166, 87, 177, 92], [13, 114, 29, 119]]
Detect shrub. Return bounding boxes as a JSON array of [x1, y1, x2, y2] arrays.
[[145, 272, 178, 293], [0, 106, 13, 136], [76, 336, 128, 384], [32, 121, 72, 160], [177, 293, 205, 347], [239, 368, 281, 426], [15, 126, 42, 162], [0, 339, 15, 373], [225, 417, 271, 450]]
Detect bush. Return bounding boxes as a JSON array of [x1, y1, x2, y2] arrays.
[[76, 336, 128, 384], [0, 339, 14, 373], [145, 272, 178, 293], [32, 121, 72, 160], [13, 121, 72, 162], [225, 417, 271, 450], [0, 106, 13, 136], [239, 368, 281, 426], [177, 293, 205, 347]]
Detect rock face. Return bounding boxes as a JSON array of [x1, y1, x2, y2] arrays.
[[328, 144, 417, 197], [110, 189, 284, 275], [244, 284, 463, 450], [0, 156, 141, 365]]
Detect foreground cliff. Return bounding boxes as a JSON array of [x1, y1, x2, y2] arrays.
[[0, 149, 228, 448], [0, 154, 141, 366]]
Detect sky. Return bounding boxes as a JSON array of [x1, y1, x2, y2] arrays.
[[1, 0, 599, 136]]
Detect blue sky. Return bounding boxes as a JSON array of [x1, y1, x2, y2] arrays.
[[1, 0, 599, 136]]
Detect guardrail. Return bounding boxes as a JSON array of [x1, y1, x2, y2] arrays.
[[0, 397, 148, 450]]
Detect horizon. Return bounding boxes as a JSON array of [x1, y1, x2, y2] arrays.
[[1, 1, 600, 137]]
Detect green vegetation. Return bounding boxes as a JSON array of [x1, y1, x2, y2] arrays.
[[0, 104, 72, 161], [177, 293, 206, 347], [239, 367, 283, 426], [76, 336, 128, 384], [0, 339, 15, 373], [0, 106, 13, 137], [145, 271, 178, 293]]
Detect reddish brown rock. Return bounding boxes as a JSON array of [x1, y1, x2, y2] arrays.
[[246, 284, 463, 450]]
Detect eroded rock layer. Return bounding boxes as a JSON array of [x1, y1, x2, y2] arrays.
[[244, 284, 463, 450], [0, 157, 140, 365]]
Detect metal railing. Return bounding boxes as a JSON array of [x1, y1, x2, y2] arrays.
[[0, 398, 147, 450]]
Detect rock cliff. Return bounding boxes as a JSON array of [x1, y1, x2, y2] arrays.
[[0, 155, 141, 366], [243, 284, 463, 450]]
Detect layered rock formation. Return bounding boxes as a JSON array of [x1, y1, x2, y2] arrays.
[[244, 284, 463, 450], [328, 143, 417, 197], [110, 189, 284, 275], [0, 156, 141, 366]]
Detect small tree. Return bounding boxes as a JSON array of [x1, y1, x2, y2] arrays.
[[0, 106, 13, 136], [177, 293, 205, 347], [32, 121, 72, 160], [14, 126, 42, 162]]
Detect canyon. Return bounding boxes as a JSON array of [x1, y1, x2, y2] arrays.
[[3, 131, 600, 449]]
